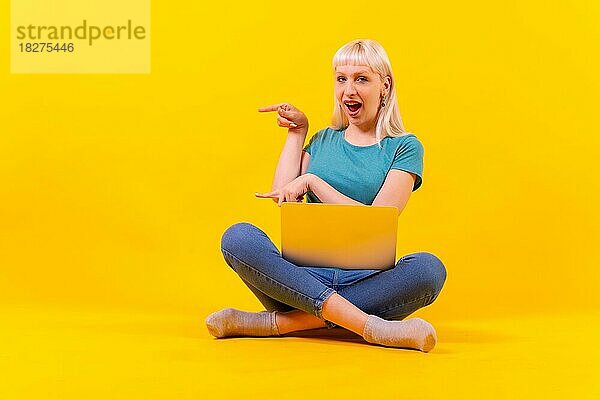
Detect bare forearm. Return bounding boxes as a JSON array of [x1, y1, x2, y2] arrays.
[[271, 131, 308, 191], [307, 174, 363, 205]]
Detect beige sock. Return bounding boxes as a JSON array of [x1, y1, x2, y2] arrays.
[[205, 308, 280, 338], [362, 315, 437, 352]]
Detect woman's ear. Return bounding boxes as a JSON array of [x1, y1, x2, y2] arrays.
[[382, 75, 391, 97]]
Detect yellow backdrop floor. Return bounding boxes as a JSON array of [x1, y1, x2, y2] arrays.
[[1, 306, 598, 399]]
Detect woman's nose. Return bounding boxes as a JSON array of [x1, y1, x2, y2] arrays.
[[344, 82, 358, 95]]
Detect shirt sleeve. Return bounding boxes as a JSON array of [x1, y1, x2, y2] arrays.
[[302, 129, 324, 156], [390, 135, 424, 191]]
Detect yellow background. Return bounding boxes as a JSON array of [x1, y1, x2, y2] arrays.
[[1, 0, 599, 398]]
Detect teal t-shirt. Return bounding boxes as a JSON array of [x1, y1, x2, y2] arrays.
[[303, 127, 424, 205]]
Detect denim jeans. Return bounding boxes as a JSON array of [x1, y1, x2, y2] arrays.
[[220, 222, 447, 329]]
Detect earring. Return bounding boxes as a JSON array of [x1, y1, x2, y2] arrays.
[[380, 100, 386, 108]]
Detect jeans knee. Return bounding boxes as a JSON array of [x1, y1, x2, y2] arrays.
[[220, 222, 257, 256], [415, 252, 447, 294]]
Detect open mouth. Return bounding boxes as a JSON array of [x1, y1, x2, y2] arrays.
[[344, 101, 362, 116]]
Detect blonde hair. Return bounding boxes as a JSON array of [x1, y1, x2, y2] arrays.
[[331, 39, 410, 146]]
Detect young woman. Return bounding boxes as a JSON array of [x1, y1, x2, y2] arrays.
[[206, 39, 446, 352]]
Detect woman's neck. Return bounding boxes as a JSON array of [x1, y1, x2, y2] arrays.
[[345, 122, 378, 145]]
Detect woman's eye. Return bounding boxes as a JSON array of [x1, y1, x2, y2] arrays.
[[358, 76, 367, 82], [337, 77, 346, 82]]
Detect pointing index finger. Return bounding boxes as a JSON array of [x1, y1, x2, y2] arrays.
[[255, 191, 277, 198], [258, 103, 285, 112]]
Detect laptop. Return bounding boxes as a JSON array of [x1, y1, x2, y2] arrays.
[[280, 202, 398, 270]]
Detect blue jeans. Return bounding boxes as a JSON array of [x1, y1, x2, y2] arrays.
[[220, 222, 447, 329]]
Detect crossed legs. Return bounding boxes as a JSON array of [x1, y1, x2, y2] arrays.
[[206, 222, 447, 351]]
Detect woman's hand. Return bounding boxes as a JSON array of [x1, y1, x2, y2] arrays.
[[258, 102, 309, 134], [255, 174, 314, 206]]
